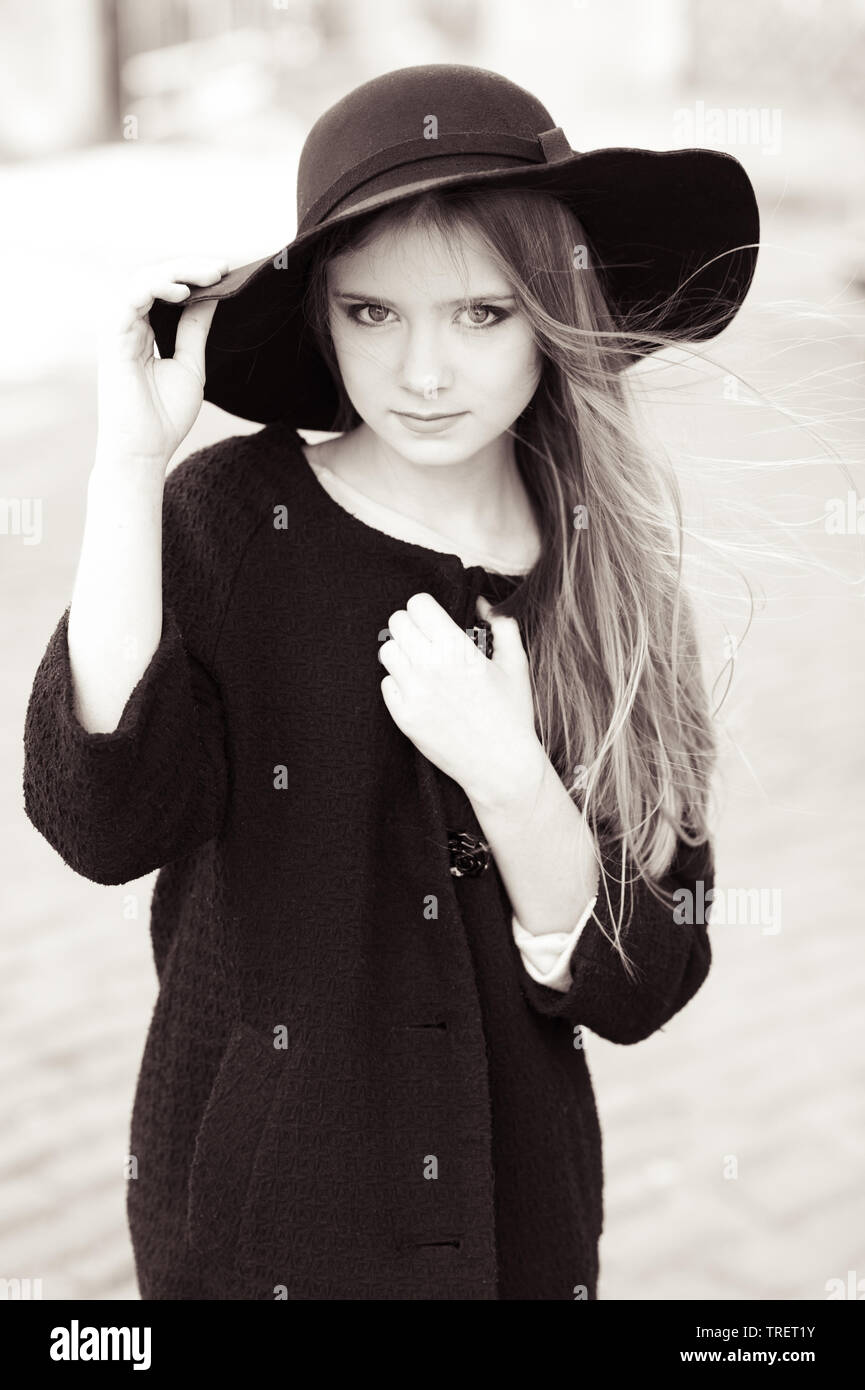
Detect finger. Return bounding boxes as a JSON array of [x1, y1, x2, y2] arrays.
[[173, 298, 219, 377], [100, 283, 184, 341], [405, 592, 460, 643], [483, 605, 527, 666], [130, 260, 228, 303], [380, 674, 403, 713], [386, 608, 431, 664], [377, 637, 413, 685], [145, 257, 231, 288], [118, 261, 229, 328]]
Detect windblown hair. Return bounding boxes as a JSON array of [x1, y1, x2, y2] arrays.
[[302, 187, 744, 970]]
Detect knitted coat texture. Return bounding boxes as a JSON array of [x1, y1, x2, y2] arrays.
[[22, 421, 713, 1300]]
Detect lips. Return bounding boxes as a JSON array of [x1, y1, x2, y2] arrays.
[[393, 410, 467, 434], [397, 412, 461, 420]]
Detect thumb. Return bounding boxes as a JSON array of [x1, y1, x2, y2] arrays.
[[476, 594, 527, 667], [172, 297, 219, 382]]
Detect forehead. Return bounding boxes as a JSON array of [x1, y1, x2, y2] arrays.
[[326, 218, 508, 294]]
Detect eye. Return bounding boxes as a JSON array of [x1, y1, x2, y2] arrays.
[[345, 303, 394, 326], [458, 302, 511, 329], [342, 300, 511, 329]]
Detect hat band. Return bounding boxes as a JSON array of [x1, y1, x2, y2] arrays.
[[298, 127, 572, 234]]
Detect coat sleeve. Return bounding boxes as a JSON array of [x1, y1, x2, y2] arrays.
[[511, 891, 598, 990], [22, 455, 235, 886], [515, 830, 713, 1044]]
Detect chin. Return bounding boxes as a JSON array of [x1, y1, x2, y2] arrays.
[[388, 438, 482, 467], [381, 419, 505, 465]]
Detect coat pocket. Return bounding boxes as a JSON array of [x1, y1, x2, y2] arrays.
[[186, 1021, 286, 1262]]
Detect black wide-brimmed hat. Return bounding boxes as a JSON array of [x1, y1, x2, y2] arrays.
[[148, 63, 760, 429]]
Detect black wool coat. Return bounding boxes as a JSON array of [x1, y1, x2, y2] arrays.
[[22, 421, 713, 1300]]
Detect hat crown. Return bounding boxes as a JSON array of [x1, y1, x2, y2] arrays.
[[297, 64, 557, 231]]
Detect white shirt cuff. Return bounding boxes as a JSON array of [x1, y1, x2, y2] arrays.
[[512, 893, 598, 992]]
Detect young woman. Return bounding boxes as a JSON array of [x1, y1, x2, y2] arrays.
[[22, 64, 759, 1300]]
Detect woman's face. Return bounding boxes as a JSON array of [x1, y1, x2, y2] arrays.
[[325, 218, 542, 466]]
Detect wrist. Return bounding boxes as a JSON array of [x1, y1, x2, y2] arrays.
[[92, 440, 172, 477], [89, 453, 169, 496], [464, 736, 549, 816]]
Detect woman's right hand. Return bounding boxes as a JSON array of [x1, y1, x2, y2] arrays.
[[95, 258, 230, 470]]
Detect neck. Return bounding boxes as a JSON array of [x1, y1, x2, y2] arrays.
[[344, 422, 531, 544]]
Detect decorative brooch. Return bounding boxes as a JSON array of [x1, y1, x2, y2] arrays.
[[468, 623, 494, 659], [448, 830, 492, 877]]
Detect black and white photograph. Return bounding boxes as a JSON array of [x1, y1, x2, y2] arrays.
[[2, 0, 864, 1352]]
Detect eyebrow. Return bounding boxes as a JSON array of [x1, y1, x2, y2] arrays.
[[333, 291, 517, 307]]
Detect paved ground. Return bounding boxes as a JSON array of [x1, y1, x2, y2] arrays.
[[2, 174, 863, 1300]]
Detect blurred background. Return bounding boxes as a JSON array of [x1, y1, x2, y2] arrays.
[[2, 0, 864, 1301]]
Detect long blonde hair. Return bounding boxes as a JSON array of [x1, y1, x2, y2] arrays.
[[302, 186, 744, 968]]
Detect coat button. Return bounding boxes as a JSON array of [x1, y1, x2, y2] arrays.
[[468, 623, 494, 659], [448, 829, 491, 877]]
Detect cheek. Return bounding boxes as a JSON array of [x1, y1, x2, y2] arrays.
[[511, 328, 543, 379], [330, 326, 390, 387], [473, 334, 541, 399]]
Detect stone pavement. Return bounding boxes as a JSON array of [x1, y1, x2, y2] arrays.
[[1, 184, 863, 1300]]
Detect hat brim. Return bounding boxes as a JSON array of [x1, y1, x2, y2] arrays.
[[148, 146, 759, 429]]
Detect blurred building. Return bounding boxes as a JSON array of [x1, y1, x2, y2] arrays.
[[0, 0, 481, 156], [2, 0, 863, 201]]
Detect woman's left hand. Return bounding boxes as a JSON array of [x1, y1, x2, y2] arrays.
[[379, 591, 545, 808]]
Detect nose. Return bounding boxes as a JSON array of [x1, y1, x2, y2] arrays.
[[396, 322, 455, 402]]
